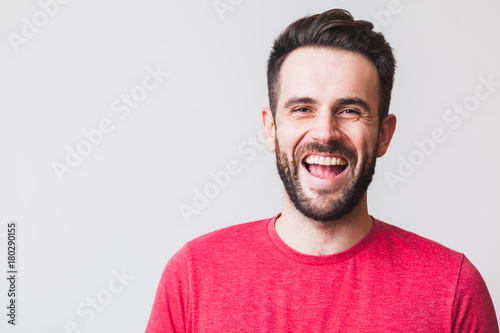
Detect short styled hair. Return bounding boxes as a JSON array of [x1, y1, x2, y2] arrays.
[[267, 9, 396, 125]]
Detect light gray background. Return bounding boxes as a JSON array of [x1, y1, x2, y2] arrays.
[[0, 0, 499, 331]]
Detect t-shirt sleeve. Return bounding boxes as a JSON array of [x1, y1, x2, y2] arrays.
[[146, 244, 191, 333], [451, 255, 499, 332]]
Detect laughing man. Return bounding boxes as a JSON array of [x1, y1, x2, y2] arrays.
[[146, 9, 499, 332]]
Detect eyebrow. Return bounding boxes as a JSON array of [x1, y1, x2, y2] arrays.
[[283, 97, 318, 109], [283, 96, 372, 113]]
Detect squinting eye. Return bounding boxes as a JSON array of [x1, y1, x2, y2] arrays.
[[339, 109, 362, 118], [293, 107, 310, 113], [341, 109, 360, 114]]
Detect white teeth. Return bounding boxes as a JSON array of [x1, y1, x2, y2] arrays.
[[304, 155, 347, 166]]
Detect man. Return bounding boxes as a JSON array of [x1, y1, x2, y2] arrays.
[[147, 9, 498, 332]]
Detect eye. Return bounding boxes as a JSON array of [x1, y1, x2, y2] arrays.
[[292, 107, 311, 113], [341, 108, 360, 115], [338, 108, 362, 119]]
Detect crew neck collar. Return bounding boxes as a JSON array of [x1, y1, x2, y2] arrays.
[[267, 213, 380, 265]]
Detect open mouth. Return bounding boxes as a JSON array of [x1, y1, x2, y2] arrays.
[[303, 154, 348, 179]]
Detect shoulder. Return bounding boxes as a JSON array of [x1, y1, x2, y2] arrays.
[[189, 217, 270, 246], [179, 217, 273, 262], [159, 217, 272, 282], [373, 220, 499, 330], [375, 219, 464, 261], [372, 219, 464, 275]]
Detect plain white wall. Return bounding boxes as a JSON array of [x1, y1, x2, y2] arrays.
[[0, 0, 498, 331]]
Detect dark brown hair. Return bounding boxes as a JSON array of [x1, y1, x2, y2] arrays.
[[267, 9, 396, 125]]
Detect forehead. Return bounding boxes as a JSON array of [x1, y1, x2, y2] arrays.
[[278, 47, 379, 109]]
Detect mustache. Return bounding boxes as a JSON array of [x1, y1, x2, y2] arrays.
[[295, 142, 357, 162]]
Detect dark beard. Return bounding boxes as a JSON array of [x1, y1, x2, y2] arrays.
[[275, 139, 378, 222]]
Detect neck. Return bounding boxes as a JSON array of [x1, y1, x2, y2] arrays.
[[275, 189, 373, 256]]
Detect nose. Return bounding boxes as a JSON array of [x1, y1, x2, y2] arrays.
[[309, 109, 342, 144]]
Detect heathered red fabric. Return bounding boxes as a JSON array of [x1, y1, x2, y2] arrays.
[[146, 215, 499, 332]]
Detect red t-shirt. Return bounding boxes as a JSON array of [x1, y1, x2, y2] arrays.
[[146, 215, 499, 332]]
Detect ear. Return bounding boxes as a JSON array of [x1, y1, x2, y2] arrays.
[[262, 107, 276, 153], [377, 114, 397, 157]]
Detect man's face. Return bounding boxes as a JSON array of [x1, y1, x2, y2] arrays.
[[264, 47, 388, 222]]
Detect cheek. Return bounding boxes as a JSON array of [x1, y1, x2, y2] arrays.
[[343, 128, 378, 167], [275, 125, 303, 151], [345, 125, 378, 148], [285, 119, 313, 141]]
